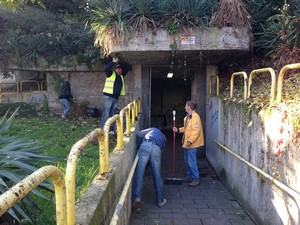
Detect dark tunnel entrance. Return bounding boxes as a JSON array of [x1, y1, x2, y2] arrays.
[[150, 77, 190, 129]]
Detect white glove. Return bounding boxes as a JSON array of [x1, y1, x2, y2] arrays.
[[112, 57, 118, 63]]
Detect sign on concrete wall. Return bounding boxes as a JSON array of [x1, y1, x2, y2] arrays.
[[180, 34, 195, 45]]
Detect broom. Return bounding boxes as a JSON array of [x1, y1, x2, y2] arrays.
[[164, 110, 182, 185]]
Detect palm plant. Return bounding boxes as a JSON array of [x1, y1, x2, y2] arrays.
[[211, 0, 252, 30], [245, 0, 276, 33], [88, 0, 130, 57], [126, 0, 159, 35], [169, 0, 216, 33], [254, 0, 300, 69], [0, 108, 56, 225]]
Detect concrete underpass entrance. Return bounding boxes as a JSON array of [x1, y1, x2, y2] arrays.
[[150, 67, 191, 129], [129, 128, 257, 225], [141, 66, 204, 130]]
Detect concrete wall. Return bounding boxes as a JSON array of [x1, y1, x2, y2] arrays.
[[76, 121, 140, 225], [46, 64, 141, 116], [206, 97, 300, 225]]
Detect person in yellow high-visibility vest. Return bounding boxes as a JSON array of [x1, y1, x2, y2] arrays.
[[100, 57, 132, 134]]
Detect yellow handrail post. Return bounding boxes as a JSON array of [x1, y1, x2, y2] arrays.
[[248, 68, 276, 105], [137, 97, 141, 114], [99, 116, 120, 179], [133, 100, 138, 120], [0, 166, 67, 225], [127, 102, 135, 125], [209, 75, 220, 96], [115, 115, 124, 150], [120, 107, 130, 136], [230, 72, 248, 101], [276, 63, 300, 104], [41, 80, 47, 90], [125, 108, 131, 135], [65, 129, 102, 225]]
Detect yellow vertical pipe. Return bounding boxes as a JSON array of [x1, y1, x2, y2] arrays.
[[99, 130, 109, 179], [115, 116, 124, 150], [126, 103, 133, 125], [125, 109, 131, 135], [99, 116, 120, 178], [137, 98, 141, 114], [66, 129, 101, 225], [276, 63, 300, 104]]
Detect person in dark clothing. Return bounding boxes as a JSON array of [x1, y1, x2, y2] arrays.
[[100, 57, 131, 133], [132, 128, 167, 210], [59, 80, 73, 119]]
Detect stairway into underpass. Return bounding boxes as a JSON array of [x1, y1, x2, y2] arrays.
[[130, 128, 257, 225]]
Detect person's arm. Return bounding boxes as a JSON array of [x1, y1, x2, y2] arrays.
[[104, 62, 115, 77], [136, 130, 145, 147]]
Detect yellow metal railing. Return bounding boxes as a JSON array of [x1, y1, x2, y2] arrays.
[[0, 98, 141, 225], [65, 98, 140, 225], [0, 166, 67, 225], [230, 72, 248, 100], [41, 80, 47, 90], [65, 128, 103, 225], [20, 80, 40, 91], [0, 92, 22, 103], [209, 75, 220, 96], [276, 63, 300, 104], [128, 102, 136, 125], [248, 68, 276, 105], [120, 106, 130, 136], [0, 81, 19, 92], [215, 141, 300, 203]]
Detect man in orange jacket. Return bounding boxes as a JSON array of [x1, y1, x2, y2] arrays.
[[173, 100, 204, 187]]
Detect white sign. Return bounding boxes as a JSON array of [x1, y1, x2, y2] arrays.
[[180, 34, 195, 44]]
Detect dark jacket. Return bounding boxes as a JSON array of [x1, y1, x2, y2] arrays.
[[59, 80, 73, 101], [136, 128, 167, 151], [103, 61, 132, 99]]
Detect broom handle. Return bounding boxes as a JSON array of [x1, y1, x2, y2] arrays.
[[172, 110, 176, 177]]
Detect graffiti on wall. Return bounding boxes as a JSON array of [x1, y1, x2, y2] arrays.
[[25, 93, 45, 105], [209, 99, 219, 128]]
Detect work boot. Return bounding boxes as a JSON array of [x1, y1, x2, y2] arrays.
[[188, 180, 200, 187], [157, 198, 167, 208], [132, 198, 142, 210]]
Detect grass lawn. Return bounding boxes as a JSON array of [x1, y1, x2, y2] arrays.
[[5, 114, 102, 225]]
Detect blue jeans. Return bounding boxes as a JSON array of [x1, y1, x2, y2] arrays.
[[183, 148, 200, 181], [59, 98, 71, 118], [100, 95, 118, 129], [132, 142, 164, 204]]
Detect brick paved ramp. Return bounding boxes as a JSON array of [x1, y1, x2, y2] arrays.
[[130, 129, 257, 225]]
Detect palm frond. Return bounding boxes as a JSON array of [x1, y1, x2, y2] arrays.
[[0, 109, 56, 224]]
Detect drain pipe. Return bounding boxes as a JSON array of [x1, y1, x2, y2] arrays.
[[110, 155, 138, 225], [215, 141, 300, 201]]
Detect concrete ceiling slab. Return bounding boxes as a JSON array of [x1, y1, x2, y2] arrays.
[[109, 27, 251, 79]]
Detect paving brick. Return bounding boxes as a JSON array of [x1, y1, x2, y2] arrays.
[[172, 207, 198, 213]]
